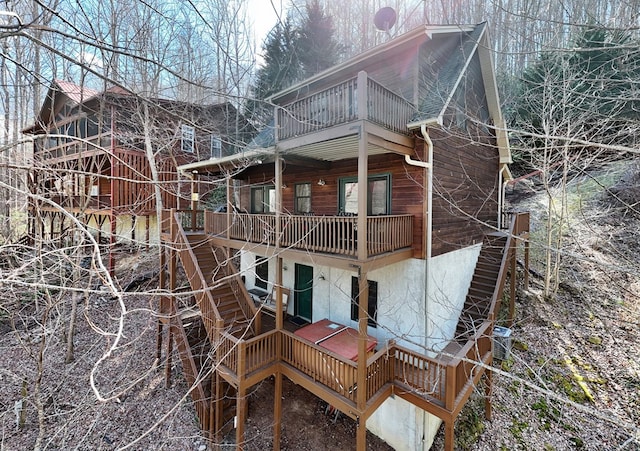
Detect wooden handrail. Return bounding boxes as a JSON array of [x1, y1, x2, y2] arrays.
[[170, 210, 222, 342], [487, 214, 519, 323]]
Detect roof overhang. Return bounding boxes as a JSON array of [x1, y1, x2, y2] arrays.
[[268, 24, 476, 104], [177, 148, 275, 176]]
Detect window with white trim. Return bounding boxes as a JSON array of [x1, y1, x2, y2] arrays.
[[210, 134, 222, 159], [181, 125, 195, 153]]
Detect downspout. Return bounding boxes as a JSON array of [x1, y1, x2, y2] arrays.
[[405, 123, 434, 451], [498, 165, 509, 229]]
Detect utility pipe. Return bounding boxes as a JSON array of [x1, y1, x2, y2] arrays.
[[409, 123, 435, 451], [498, 165, 509, 229]]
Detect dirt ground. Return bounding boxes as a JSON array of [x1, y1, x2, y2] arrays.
[[1, 162, 638, 450]]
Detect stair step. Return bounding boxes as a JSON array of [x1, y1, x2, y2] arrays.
[[469, 286, 493, 299]]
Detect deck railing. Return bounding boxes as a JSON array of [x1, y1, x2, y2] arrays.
[[34, 132, 113, 160], [392, 344, 448, 405], [277, 72, 414, 141], [281, 331, 359, 403], [204, 211, 413, 259]]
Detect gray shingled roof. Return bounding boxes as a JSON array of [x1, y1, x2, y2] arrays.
[[413, 23, 485, 122]]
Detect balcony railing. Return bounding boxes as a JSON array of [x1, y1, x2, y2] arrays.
[[42, 194, 111, 211], [204, 211, 413, 259], [213, 322, 493, 416], [35, 133, 112, 160], [277, 72, 415, 141]]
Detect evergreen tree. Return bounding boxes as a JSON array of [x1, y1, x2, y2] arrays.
[[297, 0, 343, 78], [247, 17, 302, 124], [512, 26, 640, 171]]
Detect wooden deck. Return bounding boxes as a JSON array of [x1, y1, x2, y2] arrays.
[[199, 210, 414, 260], [159, 209, 530, 451]]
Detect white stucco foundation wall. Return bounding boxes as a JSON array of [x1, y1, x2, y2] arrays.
[[239, 243, 482, 451], [365, 244, 481, 450], [425, 243, 482, 353]]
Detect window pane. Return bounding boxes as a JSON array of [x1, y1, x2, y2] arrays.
[[295, 183, 311, 197], [252, 188, 264, 213], [350, 277, 378, 327], [370, 179, 388, 215], [255, 257, 268, 289], [296, 198, 311, 213], [267, 188, 276, 212], [343, 182, 358, 214], [181, 125, 195, 153], [295, 183, 312, 214], [210, 134, 222, 159]]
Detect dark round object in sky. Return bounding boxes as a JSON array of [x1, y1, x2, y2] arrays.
[[374, 7, 397, 31]]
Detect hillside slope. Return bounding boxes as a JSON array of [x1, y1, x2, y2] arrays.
[[437, 162, 640, 450]]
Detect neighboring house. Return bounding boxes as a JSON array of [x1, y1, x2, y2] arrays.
[[159, 23, 530, 451], [23, 80, 253, 260]]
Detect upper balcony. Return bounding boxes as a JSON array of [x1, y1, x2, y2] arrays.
[[34, 132, 113, 163], [273, 71, 415, 152]]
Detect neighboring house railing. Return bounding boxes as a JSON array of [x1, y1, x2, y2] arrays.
[[46, 194, 111, 210], [34, 132, 113, 160], [276, 72, 415, 141], [204, 211, 413, 258]]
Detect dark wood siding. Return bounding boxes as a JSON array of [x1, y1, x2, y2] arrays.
[[238, 151, 426, 258], [430, 128, 499, 257]]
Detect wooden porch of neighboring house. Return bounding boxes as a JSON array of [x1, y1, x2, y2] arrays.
[[28, 127, 181, 273], [157, 208, 530, 451]]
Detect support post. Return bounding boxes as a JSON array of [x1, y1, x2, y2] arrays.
[[485, 369, 493, 420], [444, 420, 454, 451], [273, 372, 282, 451], [356, 415, 367, 451], [524, 238, 530, 290], [235, 388, 247, 451], [509, 241, 517, 327], [357, 267, 368, 411]]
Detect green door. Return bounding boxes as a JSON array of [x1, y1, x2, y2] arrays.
[[294, 264, 313, 321]]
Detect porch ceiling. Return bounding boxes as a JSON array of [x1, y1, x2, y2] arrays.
[[282, 135, 380, 162], [178, 123, 414, 175]]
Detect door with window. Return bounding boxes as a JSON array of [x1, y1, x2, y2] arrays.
[[294, 264, 313, 321], [339, 174, 390, 215], [251, 185, 276, 213]]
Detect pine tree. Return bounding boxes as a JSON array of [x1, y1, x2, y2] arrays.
[[247, 18, 301, 124], [297, 0, 343, 78]]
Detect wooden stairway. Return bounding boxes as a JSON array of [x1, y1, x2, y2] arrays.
[[455, 233, 509, 341], [183, 233, 255, 339], [165, 221, 260, 439]]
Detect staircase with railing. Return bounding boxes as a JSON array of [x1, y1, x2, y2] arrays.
[[160, 209, 261, 438]]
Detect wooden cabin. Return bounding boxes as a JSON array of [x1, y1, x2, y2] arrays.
[[23, 80, 253, 269], [159, 23, 530, 450]]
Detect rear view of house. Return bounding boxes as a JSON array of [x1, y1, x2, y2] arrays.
[[159, 23, 529, 450]]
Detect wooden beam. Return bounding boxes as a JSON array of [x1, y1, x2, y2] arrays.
[[366, 125, 414, 155]]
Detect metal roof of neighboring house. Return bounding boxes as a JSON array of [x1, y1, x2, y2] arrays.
[[53, 79, 100, 103]]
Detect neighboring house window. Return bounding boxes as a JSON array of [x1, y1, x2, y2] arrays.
[[181, 125, 195, 153], [210, 134, 222, 159], [350, 277, 378, 327], [87, 116, 99, 137], [294, 183, 312, 214], [251, 185, 276, 213], [339, 173, 391, 215], [255, 257, 268, 290]]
